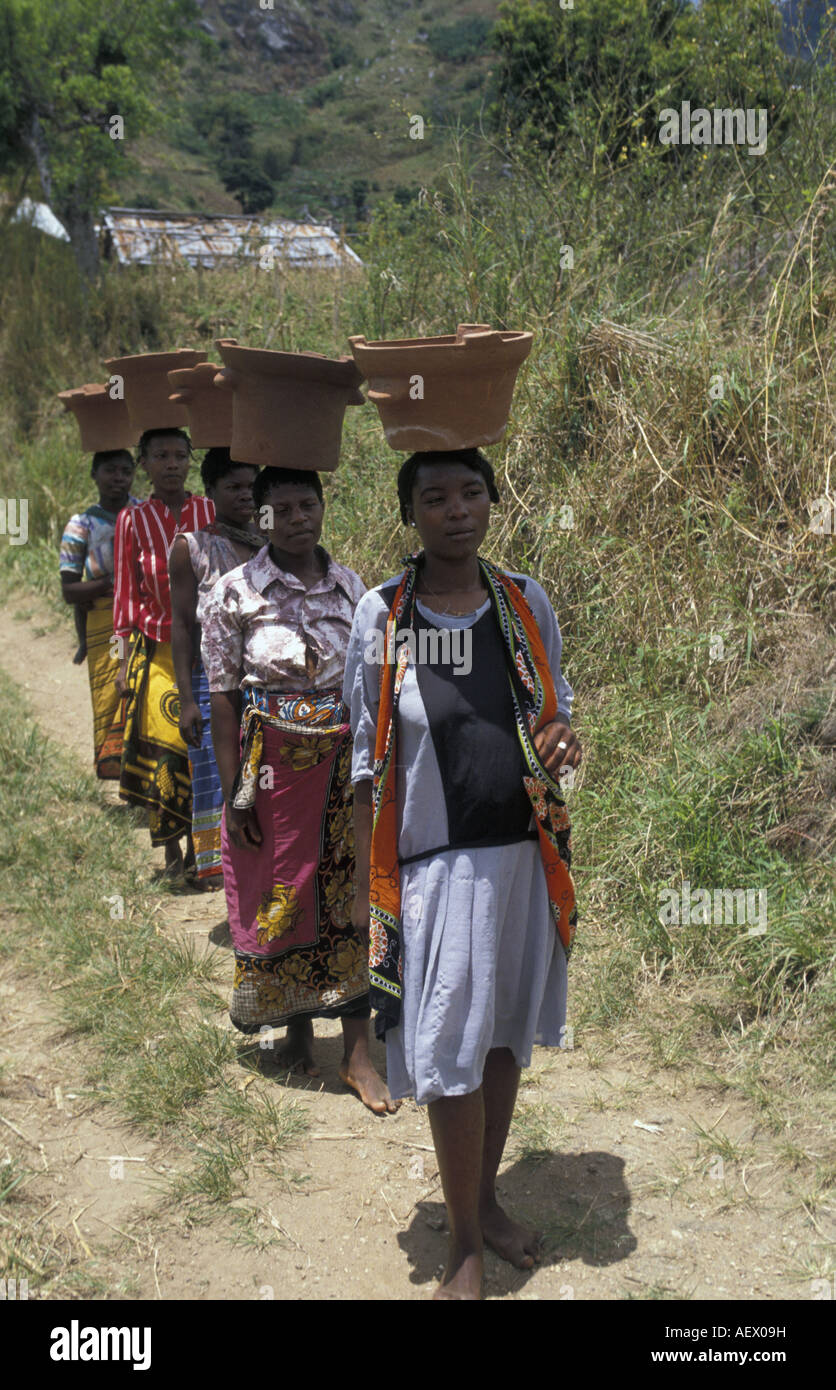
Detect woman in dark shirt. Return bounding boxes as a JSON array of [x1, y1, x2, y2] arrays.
[[344, 449, 581, 1299]]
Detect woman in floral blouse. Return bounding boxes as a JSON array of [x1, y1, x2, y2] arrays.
[[203, 466, 396, 1113]]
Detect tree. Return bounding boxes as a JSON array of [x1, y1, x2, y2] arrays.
[[192, 96, 275, 214], [0, 0, 200, 278], [491, 0, 700, 153], [489, 0, 788, 164]]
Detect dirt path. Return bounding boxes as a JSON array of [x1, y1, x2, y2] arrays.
[[0, 595, 829, 1301]]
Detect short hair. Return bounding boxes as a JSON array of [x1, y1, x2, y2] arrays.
[[200, 447, 258, 492], [396, 448, 499, 525], [137, 427, 191, 459], [253, 466, 323, 512], [91, 449, 135, 475]]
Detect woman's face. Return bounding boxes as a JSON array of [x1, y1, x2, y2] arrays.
[[141, 434, 190, 493], [208, 467, 257, 527], [408, 462, 491, 562], [262, 483, 324, 555], [94, 454, 135, 511]]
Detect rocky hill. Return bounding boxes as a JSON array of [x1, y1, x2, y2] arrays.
[[119, 0, 502, 227]]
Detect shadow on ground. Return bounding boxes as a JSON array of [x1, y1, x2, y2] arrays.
[[234, 1027, 391, 1111], [397, 1150, 636, 1296]]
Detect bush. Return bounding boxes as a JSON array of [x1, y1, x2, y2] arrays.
[[261, 142, 293, 182], [219, 158, 274, 213], [303, 74, 343, 108], [427, 17, 493, 64], [328, 33, 357, 69]]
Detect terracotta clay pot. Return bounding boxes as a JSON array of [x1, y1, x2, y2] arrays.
[[348, 323, 533, 451], [102, 349, 207, 434], [58, 383, 137, 452], [214, 340, 366, 470], [167, 361, 233, 448]]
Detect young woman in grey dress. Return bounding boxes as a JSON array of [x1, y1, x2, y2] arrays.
[[343, 449, 581, 1300]]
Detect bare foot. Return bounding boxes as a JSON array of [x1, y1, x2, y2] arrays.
[[338, 1056, 400, 1114], [480, 1201, 540, 1269], [434, 1247, 483, 1300], [154, 842, 185, 882], [165, 836, 185, 866], [271, 1018, 319, 1077]]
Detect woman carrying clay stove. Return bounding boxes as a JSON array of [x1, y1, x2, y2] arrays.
[[204, 466, 397, 1114], [59, 450, 141, 779], [343, 448, 581, 1299], [169, 448, 261, 890], [113, 428, 215, 877]]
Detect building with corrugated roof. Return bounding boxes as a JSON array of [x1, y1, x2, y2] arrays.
[[100, 208, 362, 269]]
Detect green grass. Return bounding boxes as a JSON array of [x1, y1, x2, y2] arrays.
[[511, 1100, 571, 1162], [0, 669, 310, 1279], [0, 38, 833, 1248]]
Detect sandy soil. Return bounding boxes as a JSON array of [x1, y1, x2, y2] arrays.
[[0, 595, 830, 1301]]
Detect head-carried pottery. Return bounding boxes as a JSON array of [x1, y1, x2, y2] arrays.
[[168, 360, 233, 448], [347, 323, 533, 451], [58, 383, 137, 452], [213, 340, 366, 470], [102, 349, 207, 433]]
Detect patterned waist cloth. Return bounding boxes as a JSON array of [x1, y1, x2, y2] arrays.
[[222, 686, 369, 1032], [230, 687, 349, 809]]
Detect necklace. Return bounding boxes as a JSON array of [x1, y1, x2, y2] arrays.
[[212, 520, 262, 549], [417, 576, 487, 617]]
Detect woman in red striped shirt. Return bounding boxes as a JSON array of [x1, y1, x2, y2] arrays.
[[113, 428, 215, 876]]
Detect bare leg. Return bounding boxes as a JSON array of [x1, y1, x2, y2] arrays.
[[270, 1016, 319, 1076], [183, 833, 196, 877], [339, 1016, 399, 1114], [428, 1090, 484, 1299], [479, 1046, 540, 1268], [163, 836, 184, 873]]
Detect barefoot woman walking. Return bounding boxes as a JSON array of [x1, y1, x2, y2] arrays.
[[59, 449, 140, 778], [169, 448, 260, 888], [343, 449, 580, 1298], [113, 428, 214, 876], [204, 466, 396, 1113]]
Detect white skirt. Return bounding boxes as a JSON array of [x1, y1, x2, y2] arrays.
[[385, 839, 568, 1104]]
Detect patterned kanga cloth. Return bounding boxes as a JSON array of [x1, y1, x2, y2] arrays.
[[187, 658, 224, 883], [222, 687, 369, 1032], [86, 596, 127, 780], [119, 632, 192, 844]]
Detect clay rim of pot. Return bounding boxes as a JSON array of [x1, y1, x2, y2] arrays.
[[349, 323, 495, 350], [57, 383, 137, 449], [58, 383, 118, 407], [348, 324, 533, 372], [103, 348, 208, 372], [167, 361, 224, 397], [215, 339, 365, 390]]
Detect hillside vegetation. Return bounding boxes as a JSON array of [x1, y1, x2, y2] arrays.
[[91, 0, 504, 224], [0, 0, 834, 1172]]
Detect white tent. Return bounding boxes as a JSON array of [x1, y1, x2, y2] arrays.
[[12, 198, 70, 241]]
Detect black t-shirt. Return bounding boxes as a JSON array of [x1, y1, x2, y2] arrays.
[[380, 581, 537, 863]]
